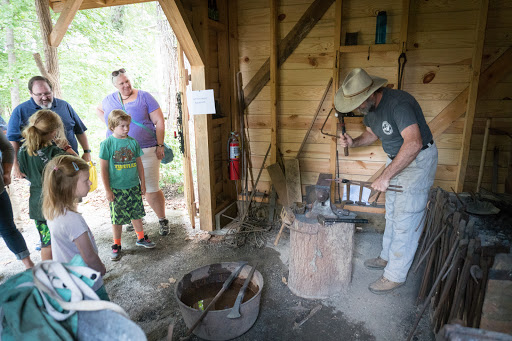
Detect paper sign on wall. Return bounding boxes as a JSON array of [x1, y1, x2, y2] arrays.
[[186, 89, 216, 115]]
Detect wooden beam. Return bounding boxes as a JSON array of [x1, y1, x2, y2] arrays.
[[331, 0, 342, 202], [158, 0, 205, 67], [455, 0, 489, 192], [177, 44, 196, 228], [368, 46, 512, 183], [242, 0, 335, 108], [190, 2, 215, 231], [216, 0, 236, 204], [270, 0, 278, 164], [228, 1, 240, 133], [49, 0, 153, 13], [399, 0, 410, 53], [49, 0, 84, 47]]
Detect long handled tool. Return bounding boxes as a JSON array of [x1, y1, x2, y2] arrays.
[[227, 262, 259, 319], [182, 262, 248, 340]]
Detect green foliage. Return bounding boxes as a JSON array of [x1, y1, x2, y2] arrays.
[[0, 2, 183, 186]]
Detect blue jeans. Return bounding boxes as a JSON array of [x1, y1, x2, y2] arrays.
[[0, 189, 30, 260]]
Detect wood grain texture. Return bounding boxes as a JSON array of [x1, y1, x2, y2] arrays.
[[243, 0, 335, 108], [288, 218, 354, 298]]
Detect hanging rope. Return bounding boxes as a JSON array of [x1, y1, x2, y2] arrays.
[[176, 92, 185, 155]]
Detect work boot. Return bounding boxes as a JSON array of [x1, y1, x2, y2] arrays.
[[364, 257, 388, 270], [368, 276, 404, 294]]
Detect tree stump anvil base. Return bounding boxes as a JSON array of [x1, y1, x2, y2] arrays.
[[288, 214, 355, 299]]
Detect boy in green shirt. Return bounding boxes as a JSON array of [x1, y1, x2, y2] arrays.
[[99, 109, 155, 261]]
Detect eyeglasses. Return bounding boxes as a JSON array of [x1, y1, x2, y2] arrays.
[[31, 92, 52, 98], [111, 68, 126, 78]]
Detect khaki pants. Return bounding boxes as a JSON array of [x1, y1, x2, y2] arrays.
[[380, 143, 438, 283]]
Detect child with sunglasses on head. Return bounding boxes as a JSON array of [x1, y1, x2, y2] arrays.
[[42, 155, 109, 300], [99, 109, 155, 261], [18, 109, 77, 261]]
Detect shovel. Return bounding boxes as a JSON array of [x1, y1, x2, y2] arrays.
[[227, 262, 259, 319]]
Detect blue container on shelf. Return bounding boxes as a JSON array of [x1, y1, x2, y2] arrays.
[[375, 11, 387, 44]]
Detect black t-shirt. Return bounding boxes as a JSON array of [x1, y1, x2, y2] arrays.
[[363, 88, 433, 156]]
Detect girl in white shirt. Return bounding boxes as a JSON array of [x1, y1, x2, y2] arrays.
[[42, 155, 109, 300]]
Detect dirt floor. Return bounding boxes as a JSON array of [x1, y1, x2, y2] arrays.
[[1, 177, 433, 341]]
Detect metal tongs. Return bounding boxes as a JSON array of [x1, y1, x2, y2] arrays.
[[328, 178, 404, 192]]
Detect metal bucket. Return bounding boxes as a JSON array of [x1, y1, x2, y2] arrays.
[[175, 262, 263, 340]]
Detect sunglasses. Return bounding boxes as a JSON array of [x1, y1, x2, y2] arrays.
[[111, 68, 126, 78]]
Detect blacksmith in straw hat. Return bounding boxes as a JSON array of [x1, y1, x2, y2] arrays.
[[335, 68, 438, 294]]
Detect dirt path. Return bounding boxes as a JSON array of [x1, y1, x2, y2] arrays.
[[1, 178, 433, 341]]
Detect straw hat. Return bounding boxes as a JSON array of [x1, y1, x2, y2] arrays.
[[334, 68, 388, 113]]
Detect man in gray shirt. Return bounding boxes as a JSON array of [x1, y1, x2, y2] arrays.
[[335, 68, 438, 294]]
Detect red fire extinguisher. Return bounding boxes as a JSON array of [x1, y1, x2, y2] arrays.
[[228, 132, 240, 180]]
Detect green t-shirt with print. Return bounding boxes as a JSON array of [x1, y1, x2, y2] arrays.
[[99, 136, 143, 190]]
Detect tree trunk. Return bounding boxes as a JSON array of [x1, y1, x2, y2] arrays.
[[111, 5, 124, 34], [34, 0, 62, 98], [156, 3, 179, 129], [288, 217, 354, 299], [3, 0, 20, 110]]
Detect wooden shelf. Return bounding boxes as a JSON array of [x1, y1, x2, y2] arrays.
[[339, 43, 400, 53]]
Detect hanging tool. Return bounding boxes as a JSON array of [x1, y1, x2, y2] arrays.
[[227, 262, 259, 319], [355, 184, 365, 205], [398, 52, 407, 90], [175, 92, 185, 154], [181, 262, 248, 340]]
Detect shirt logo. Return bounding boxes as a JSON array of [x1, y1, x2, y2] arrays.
[[382, 121, 393, 135]]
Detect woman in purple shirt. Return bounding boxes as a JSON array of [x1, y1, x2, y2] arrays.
[[96, 69, 169, 236]]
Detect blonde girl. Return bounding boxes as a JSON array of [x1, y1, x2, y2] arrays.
[[42, 155, 109, 300], [18, 109, 76, 261]]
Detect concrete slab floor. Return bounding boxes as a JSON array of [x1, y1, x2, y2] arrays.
[[0, 206, 433, 341]]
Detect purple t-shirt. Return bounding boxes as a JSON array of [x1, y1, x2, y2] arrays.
[[101, 90, 160, 148]]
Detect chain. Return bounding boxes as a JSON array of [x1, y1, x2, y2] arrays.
[[176, 92, 185, 155]]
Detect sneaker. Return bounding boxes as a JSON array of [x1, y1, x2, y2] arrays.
[[368, 276, 404, 294], [35, 241, 42, 251], [136, 235, 156, 248], [159, 218, 169, 236], [364, 257, 388, 270], [111, 244, 122, 261]]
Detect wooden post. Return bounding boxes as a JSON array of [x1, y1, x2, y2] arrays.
[[270, 0, 278, 165], [476, 118, 491, 193], [288, 217, 354, 299], [330, 0, 343, 201], [455, 0, 489, 192], [191, 2, 215, 231], [177, 44, 196, 228]]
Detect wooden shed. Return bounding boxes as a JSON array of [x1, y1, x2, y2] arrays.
[[47, 0, 512, 231]]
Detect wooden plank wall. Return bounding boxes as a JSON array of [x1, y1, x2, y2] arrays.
[[238, 0, 511, 197], [238, 0, 336, 194], [338, 0, 480, 192], [463, 0, 512, 193]]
